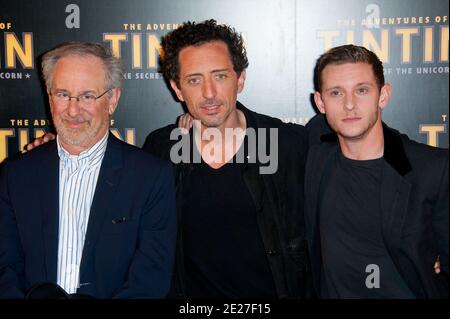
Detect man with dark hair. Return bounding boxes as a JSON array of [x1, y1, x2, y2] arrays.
[[0, 42, 177, 298], [306, 44, 448, 298], [144, 19, 311, 298]]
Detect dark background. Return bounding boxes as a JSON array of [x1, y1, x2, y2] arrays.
[[0, 0, 448, 163]]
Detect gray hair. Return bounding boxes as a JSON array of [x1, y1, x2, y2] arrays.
[[41, 42, 123, 90]]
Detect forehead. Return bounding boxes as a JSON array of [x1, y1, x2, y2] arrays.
[[321, 62, 377, 87], [52, 54, 106, 88], [178, 41, 233, 74]]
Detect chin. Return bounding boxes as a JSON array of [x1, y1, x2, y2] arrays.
[[340, 129, 368, 141], [200, 118, 224, 128], [61, 135, 89, 147]]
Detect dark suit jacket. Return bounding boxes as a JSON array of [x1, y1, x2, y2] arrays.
[[304, 123, 449, 298], [0, 134, 177, 298]]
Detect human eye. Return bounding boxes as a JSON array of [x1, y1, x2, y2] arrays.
[[55, 91, 69, 100], [187, 77, 201, 85], [328, 90, 342, 97], [355, 87, 369, 95], [215, 73, 228, 80], [80, 93, 96, 102]]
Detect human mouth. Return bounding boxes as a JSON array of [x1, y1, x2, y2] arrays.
[[201, 104, 222, 114], [342, 116, 361, 123], [63, 118, 87, 128]]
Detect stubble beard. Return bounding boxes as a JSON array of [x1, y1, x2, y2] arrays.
[[54, 113, 109, 147]]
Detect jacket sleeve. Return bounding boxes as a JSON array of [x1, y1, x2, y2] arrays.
[[112, 161, 177, 298], [0, 163, 26, 298], [432, 151, 449, 274]]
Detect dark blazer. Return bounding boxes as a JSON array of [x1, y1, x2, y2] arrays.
[[0, 134, 177, 298], [304, 123, 449, 298], [143, 102, 312, 298]]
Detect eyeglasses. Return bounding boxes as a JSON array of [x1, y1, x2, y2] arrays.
[[50, 89, 111, 107]]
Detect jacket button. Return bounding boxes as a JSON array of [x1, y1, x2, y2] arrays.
[[267, 250, 277, 256]]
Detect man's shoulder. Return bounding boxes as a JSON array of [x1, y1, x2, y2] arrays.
[[249, 108, 304, 130], [305, 141, 338, 170], [142, 124, 178, 160], [0, 141, 58, 189], [382, 124, 447, 161], [145, 124, 178, 141], [3, 140, 57, 169], [245, 108, 308, 146], [306, 114, 334, 146], [111, 134, 172, 171], [401, 134, 448, 165]]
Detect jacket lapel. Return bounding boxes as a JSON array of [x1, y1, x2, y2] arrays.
[[305, 143, 337, 243], [379, 124, 412, 254], [38, 142, 60, 282], [304, 142, 337, 294], [78, 134, 123, 279]]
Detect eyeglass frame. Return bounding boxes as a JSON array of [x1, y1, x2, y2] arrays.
[[48, 88, 112, 106]]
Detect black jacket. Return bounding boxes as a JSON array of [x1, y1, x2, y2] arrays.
[[143, 102, 312, 298], [304, 123, 449, 298]]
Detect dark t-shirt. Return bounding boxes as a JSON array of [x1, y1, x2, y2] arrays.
[[319, 152, 415, 298], [181, 155, 277, 298]]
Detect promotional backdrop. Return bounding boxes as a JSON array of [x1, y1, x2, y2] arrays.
[[1, 0, 448, 163]]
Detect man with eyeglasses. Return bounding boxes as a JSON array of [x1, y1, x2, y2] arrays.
[[0, 42, 177, 299]]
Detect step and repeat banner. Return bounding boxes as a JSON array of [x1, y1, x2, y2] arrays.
[[0, 0, 448, 162]]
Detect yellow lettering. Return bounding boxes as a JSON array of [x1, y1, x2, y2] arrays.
[[34, 129, 46, 139], [0, 129, 15, 163], [424, 27, 434, 62], [346, 30, 355, 45], [18, 129, 29, 152], [132, 33, 142, 68], [362, 29, 389, 63], [441, 26, 449, 62], [5, 32, 33, 68], [317, 30, 341, 51], [420, 125, 446, 147], [103, 33, 128, 58], [395, 28, 420, 63], [147, 34, 161, 69]]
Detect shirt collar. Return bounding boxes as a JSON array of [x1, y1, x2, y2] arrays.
[[57, 131, 109, 167]]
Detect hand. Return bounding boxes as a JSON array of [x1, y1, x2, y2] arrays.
[[22, 133, 56, 153], [177, 113, 194, 135], [434, 256, 441, 274]]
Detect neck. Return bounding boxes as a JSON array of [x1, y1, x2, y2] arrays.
[[59, 143, 88, 156], [195, 109, 247, 168], [59, 129, 108, 156], [203, 108, 246, 136], [339, 122, 384, 160]]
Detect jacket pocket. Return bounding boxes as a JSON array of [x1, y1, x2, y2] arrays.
[[102, 218, 136, 235]]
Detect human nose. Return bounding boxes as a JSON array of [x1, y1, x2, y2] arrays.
[[343, 94, 356, 111], [66, 97, 82, 116], [202, 77, 217, 99]]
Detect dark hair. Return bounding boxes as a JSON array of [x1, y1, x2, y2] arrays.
[[314, 44, 385, 92], [42, 42, 123, 90], [160, 19, 249, 86]]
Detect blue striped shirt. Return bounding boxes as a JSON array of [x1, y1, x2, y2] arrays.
[[56, 132, 108, 294]]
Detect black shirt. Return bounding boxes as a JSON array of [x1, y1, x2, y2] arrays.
[[319, 152, 415, 298], [181, 154, 277, 298]]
